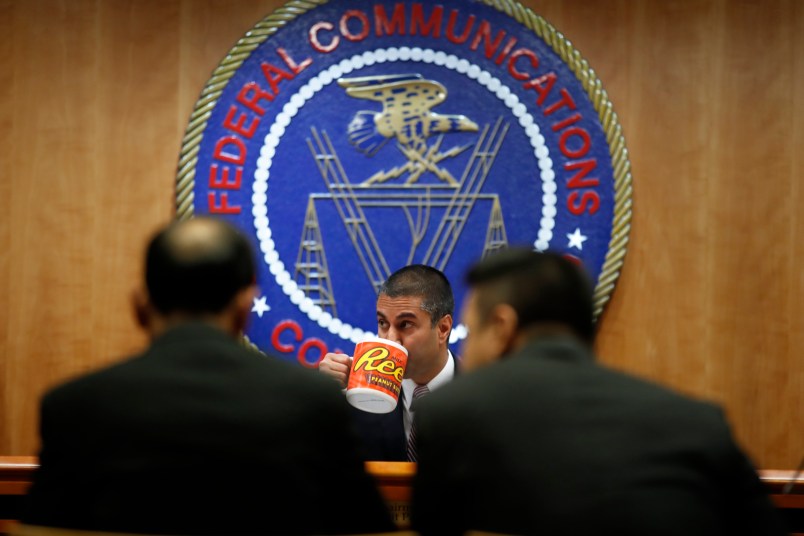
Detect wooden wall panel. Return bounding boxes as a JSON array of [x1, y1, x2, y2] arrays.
[[790, 0, 804, 471], [707, 0, 800, 472], [1, 0, 183, 453], [596, 0, 725, 393], [0, 0, 13, 456], [0, 0, 801, 470]]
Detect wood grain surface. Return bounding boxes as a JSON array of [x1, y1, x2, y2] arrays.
[[0, 0, 801, 470]]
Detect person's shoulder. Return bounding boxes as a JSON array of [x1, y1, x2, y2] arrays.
[[590, 362, 734, 434], [239, 347, 347, 396], [431, 352, 727, 419], [600, 363, 720, 409], [244, 354, 355, 422], [41, 350, 146, 408], [421, 364, 488, 411]]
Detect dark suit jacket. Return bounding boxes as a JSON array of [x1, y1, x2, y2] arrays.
[[350, 353, 459, 462], [23, 323, 395, 535], [411, 337, 787, 536]]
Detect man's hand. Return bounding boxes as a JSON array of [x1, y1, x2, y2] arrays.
[[318, 352, 352, 388]]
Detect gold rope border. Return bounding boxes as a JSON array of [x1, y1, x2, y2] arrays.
[[175, 0, 632, 323]]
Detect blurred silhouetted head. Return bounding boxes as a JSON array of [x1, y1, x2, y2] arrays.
[[379, 264, 454, 327], [145, 217, 255, 316], [460, 248, 595, 370]]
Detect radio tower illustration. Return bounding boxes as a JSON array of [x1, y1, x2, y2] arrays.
[[482, 197, 508, 258], [294, 198, 337, 316]]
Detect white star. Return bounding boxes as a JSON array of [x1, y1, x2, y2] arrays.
[[251, 296, 271, 318], [567, 228, 588, 250]]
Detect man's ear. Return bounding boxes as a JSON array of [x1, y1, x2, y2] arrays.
[[436, 313, 453, 345], [488, 303, 519, 357], [131, 287, 151, 331], [232, 284, 258, 335]]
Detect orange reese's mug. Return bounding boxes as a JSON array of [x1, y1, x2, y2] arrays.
[[346, 336, 408, 414]]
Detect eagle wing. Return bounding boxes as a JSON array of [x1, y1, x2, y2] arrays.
[[340, 77, 447, 112], [337, 74, 422, 99], [339, 75, 449, 155]]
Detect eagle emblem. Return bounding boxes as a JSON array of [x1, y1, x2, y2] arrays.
[[338, 74, 479, 185]]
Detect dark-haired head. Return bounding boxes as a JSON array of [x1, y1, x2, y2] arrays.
[[379, 264, 454, 327], [375, 264, 454, 384], [135, 217, 257, 337], [461, 248, 595, 368]]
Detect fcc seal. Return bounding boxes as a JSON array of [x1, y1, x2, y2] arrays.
[[176, 0, 632, 366]]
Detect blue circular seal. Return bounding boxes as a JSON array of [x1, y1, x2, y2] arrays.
[[176, 0, 632, 366]]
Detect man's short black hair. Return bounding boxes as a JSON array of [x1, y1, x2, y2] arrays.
[[466, 248, 596, 344], [145, 217, 255, 315], [379, 264, 454, 327]]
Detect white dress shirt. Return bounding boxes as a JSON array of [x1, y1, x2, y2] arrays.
[[401, 350, 455, 439]]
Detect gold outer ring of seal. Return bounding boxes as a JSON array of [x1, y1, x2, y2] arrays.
[[174, 0, 633, 323]]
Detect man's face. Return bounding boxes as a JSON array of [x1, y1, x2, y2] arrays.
[[459, 289, 503, 373], [376, 294, 446, 383]]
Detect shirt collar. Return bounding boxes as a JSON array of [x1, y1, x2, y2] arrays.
[[402, 350, 455, 403]]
